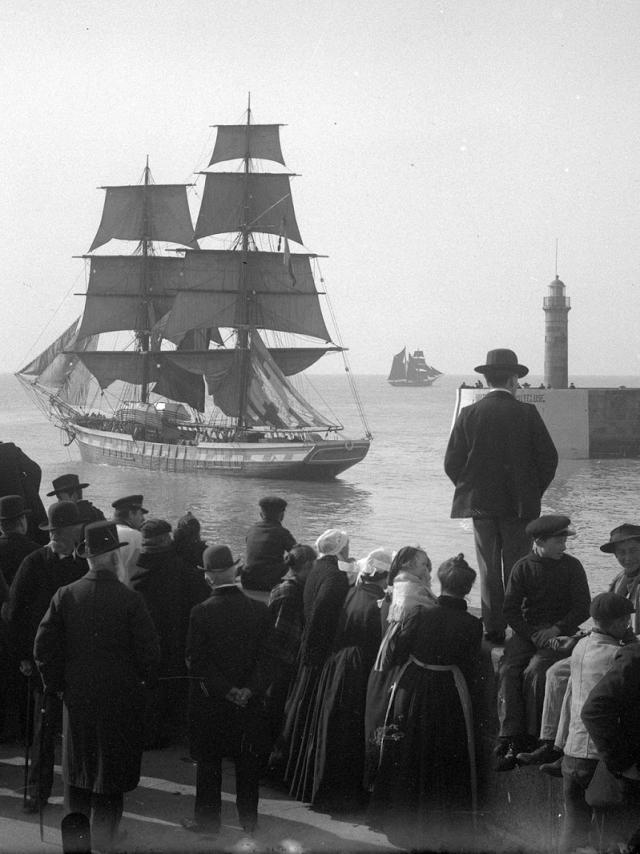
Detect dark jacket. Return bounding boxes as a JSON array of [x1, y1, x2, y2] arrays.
[[581, 643, 640, 775], [130, 545, 209, 676], [300, 555, 350, 667], [6, 546, 88, 663], [503, 550, 591, 640], [241, 520, 296, 591], [34, 568, 160, 793], [0, 442, 47, 542], [0, 532, 40, 589], [186, 585, 279, 761], [444, 390, 558, 519]]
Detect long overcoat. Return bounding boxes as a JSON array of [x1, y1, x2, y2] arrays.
[[186, 585, 278, 761], [444, 390, 558, 519], [34, 568, 160, 794]]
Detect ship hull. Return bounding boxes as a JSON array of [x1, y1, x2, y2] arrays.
[[72, 425, 370, 480], [388, 379, 436, 387]]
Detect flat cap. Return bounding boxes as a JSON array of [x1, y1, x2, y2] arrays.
[[140, 518, 172, 540], [526, 515, 576, 540], [590, 591, 635, 624], [112, 494, 148, 513], [259, 495, 287, 512]]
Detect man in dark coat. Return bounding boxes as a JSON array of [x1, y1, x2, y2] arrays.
[[34, 521, 160, 853], [130, 518, 209, 747], [444, 348, 558, 643], [46, 473, 105, 528], [183, 545, 278, 835], [240, 496, 296, 593], [0, 442, 47, 543], [5, 501, 88, 812], [0, 495, 40, 740]]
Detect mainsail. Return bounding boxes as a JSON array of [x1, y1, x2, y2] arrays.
[[16, 112, 348, 435]]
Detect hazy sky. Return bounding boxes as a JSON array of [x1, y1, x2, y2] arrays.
[[2, 0, 639, 377]]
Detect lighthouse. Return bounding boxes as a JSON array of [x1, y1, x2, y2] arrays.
[[543, 274, 570, 388]]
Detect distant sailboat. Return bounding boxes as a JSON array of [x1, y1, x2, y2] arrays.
[[388, 348, 442, 387], [16, 103, 372, 480]]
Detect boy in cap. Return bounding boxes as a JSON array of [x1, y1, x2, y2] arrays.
[[558, 592, 635, 853], [240, 496, 296, 593], [493, 514, 590, 771]]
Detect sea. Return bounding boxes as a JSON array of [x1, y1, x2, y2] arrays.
[[3, 371, 639, 611]]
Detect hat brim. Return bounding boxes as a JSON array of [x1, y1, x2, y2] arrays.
[[46, 482, 90, 497], [0, 508, 32, 521], [474, 363, 529, 378], [39, 519, 80, 531], [77, 540, 128, 559], [202, 558, 242, 574], [600, 535, 640, 553]]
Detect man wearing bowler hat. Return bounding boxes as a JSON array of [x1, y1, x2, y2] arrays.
[[182, 544, 278, 836], [445, 348, 558, 644], [5, 501, 88, 812], [47, 474, 105, 526], [111, 494, 149, 586], [34, 521, 160, 852]]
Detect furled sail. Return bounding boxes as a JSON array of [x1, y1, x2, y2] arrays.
[[388, 348, 407, 382], [164, 250, 330, 342], [195, 173, 302, 243], [209, 124, 285, 166], [89, 184, 195, 252], [209, 333, 337, 430], [17, 318, 98, 407]]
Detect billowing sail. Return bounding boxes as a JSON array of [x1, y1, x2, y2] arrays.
[[17, 319, 98, 407], [209, 333, 337, 430], [388, 348, 407, 382], [164, 250, 330, 342], [209, 124, 285, 166], [195, 173, 302, 243], [89, 184, 195, 252]]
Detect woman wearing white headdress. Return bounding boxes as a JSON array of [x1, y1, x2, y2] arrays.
[[282, 530, 351, 798]]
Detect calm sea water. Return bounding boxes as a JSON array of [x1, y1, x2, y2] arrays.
[[4, 372, 639, 609]]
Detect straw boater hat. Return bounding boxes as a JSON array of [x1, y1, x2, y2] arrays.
[[47, 473, 89, 497], [0, 495, 32, 521], [474, 349, 529, 378], [599, 524, 640, 553], [78, 521, 128, 559]]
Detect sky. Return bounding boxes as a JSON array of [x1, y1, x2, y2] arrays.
[[2, 0, 640, 377]]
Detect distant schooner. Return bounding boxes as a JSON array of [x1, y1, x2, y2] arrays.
[[388, 348, 442, 387], [16, 104, 372, 479]]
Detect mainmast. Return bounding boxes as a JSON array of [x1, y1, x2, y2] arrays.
[[236, 96, 253, 432], [139, 156, 151, 403]]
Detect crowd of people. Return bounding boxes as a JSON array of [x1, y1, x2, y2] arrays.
[[1, 348, 640, 854]]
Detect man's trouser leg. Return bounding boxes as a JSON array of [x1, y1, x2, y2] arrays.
[[91, 791, 124, 852], [27, 689, 60, 801], [498, 517, 532, 591], [523, 647, 567, 738], [235, 749, 261, 830], [540, 657, 571, 743], [473, 518, 505, 634], [194, 760, 222, 830], [497, 634, 536, 738]]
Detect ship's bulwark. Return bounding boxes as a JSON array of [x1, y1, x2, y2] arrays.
[[73, 426, 370, 480]]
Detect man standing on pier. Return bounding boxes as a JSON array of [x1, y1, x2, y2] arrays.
[[444, 349, 558, 643]]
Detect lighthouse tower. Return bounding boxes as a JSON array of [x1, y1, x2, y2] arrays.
[[543, 274, 571, 388]]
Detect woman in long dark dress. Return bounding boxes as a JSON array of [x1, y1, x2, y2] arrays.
[[299, 548, 393, 810], [282, 529, 351, 798], [368, 554, 483, 852], [364, 545, 438, 790]]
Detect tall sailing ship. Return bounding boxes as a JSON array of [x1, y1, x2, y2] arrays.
[[16, 107, 372, 479], [388, 348, 442, 387]]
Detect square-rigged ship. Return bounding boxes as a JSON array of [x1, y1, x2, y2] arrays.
[[16, 107, 372, 479]]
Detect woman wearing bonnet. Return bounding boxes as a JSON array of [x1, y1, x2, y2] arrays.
[[363, 546, 438, 790], [367, 554, 483, 851], [282, 529, 351, 797]]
